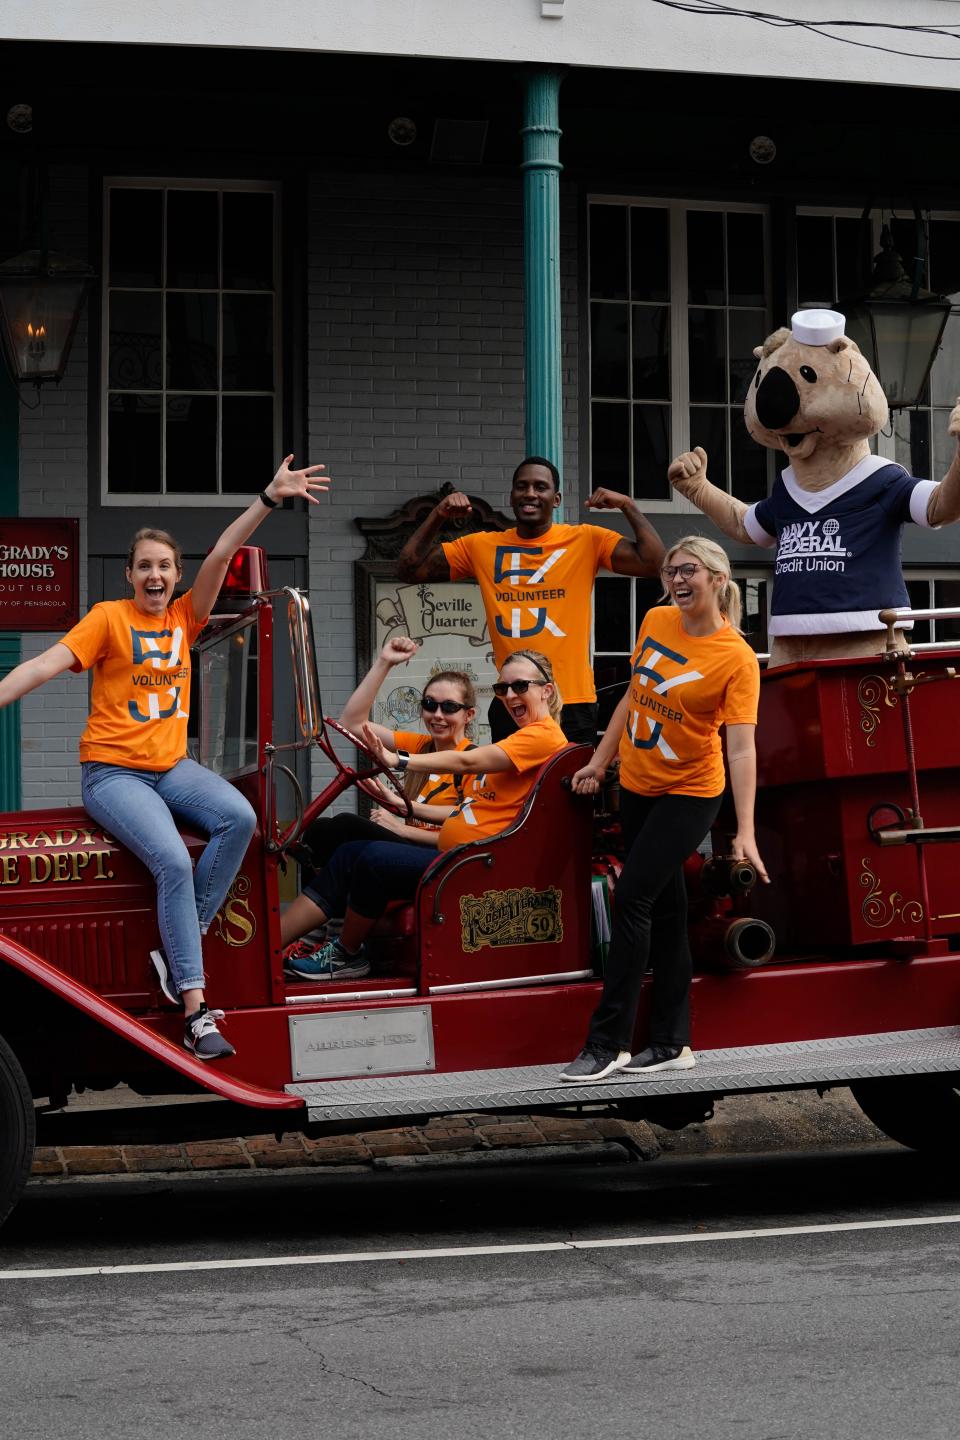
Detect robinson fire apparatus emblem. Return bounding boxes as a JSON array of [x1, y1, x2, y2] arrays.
[[460, 885, 563, 952]]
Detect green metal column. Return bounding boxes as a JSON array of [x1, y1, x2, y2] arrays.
[[521, 67, 564, 510], [0, 368, 20, 812]]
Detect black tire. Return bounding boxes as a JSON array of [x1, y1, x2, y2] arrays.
[[850, 1074, 960, 1153], [0, 1033, 35, 1230]]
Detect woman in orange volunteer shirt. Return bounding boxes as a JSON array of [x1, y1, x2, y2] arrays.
[[282, 634, 477, 978], [0, 456, 328, 1061], [560, 536, 767, 1084], [279, 650, 568, 983]]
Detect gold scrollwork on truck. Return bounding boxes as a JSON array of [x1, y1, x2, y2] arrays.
[[856, 674, 898, 749], [212, 873, 256, 947], [460, 886, 563, 953], [859, 858, 924, 929]]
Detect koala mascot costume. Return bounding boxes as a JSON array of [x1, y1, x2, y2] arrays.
[[669, 309, 960, 666]]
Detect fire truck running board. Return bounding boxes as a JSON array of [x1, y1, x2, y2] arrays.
[[287, 1026, 960, 1123]]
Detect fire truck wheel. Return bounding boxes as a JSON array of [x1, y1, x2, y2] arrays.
[[849, 1075, 960, 1153], [0, 1033, 35, 1230]]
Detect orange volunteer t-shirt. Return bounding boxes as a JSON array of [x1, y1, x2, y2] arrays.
[[442, 523, 620, 705], [438, 716, 568, 851], [63, 592, 207, 772], [392, 731, 475, 826], [618, 605, 760, 799]]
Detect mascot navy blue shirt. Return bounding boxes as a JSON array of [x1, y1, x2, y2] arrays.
[[743, 454, 938, 635]]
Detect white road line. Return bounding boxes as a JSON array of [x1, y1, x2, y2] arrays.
[[3, 1212, 960, 1282]]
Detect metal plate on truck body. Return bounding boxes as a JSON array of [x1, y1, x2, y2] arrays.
[[288, 1005, 435, 1082]]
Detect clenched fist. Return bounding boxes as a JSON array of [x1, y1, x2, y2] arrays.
[[668, 447, 709, 496], [435, 490, 473, 522]]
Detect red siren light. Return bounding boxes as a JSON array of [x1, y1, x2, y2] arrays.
[[213, 545, 269, 611]]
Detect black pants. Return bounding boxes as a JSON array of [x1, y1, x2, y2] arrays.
[[487, 698, 598, 748], [302, 812, 392, 869], [586, 788, 722, 1053]]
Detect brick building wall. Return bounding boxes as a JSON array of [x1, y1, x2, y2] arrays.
[[12, 165, 587, 808], [305, 170, 582, 795], [18, 166, 90, 808]]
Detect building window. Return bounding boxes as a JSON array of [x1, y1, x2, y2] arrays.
[[903, 574, 960, 645], [797, 207, 960, 481], [588, 198, 770, 510], [889, 214, 960, 482], [102, 179, 280, 505]]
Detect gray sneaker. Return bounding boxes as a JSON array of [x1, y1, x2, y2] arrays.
[[558, 1047, 630, 1083], [183, 1005, 236, 1061], [150, 948, 181, 1007], [620, 1044, 695, 1074]]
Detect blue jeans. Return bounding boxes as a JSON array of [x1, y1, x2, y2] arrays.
[[81, 758, 257, 994], [304, 839, 436, 922]]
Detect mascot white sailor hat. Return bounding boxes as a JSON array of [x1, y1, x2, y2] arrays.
[[791, 309, 846, 346]]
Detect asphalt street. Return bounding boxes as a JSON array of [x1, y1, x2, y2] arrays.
[[1, 1144, 959, 1440]]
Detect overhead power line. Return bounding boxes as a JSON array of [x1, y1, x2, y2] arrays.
[[647, 0, 960, 62]]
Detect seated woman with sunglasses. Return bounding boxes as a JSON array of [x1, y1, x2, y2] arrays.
[[560, 536, 767, 1083], [283, 649, 568, 983], [283, 635, 477, 975]]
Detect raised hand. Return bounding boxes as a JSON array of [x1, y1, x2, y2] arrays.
[[435, 491, 473, 523], [266, 455, 331, 505], [381, 635, 419, 666], [668, 447, 708, 495]]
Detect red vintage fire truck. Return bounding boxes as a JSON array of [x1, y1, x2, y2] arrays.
[[1, 550, 959, 1229]]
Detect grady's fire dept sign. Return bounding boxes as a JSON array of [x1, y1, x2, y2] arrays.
[[0, 518, 80, 631]]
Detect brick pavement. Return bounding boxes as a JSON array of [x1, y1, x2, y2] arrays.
[[29, 1089, 886, 1179]]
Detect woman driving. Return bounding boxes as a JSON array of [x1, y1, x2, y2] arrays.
[[283, 635, 477, 975], [282, 649, 569, 983]]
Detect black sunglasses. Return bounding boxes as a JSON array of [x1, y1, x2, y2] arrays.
[[491, 679, 548, 698], [421, 696, 468, 715]]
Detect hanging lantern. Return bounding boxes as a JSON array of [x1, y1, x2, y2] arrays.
[[0, 249, 94, 386], [838, 215, 952, 411]]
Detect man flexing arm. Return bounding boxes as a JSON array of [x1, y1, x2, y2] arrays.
[[585, 487, 665, 576], [396, 491, 471, 582]]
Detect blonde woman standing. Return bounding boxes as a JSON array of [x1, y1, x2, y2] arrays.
[[561, 537, 767, 1083]]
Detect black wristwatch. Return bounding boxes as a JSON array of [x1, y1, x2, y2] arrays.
[[258, 490, 278, 509], [396, 749, 410, 772]]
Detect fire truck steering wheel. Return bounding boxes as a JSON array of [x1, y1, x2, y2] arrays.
[[320, 717, 414, 819]]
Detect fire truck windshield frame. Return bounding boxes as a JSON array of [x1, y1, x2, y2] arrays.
[[191, 615, 260, 779]]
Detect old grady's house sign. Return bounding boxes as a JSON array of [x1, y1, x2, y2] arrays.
[[0, 518, 80, 632]]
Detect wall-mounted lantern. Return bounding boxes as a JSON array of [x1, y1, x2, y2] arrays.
[[838, 211, 952, 411], [0, 248, 94, 387]]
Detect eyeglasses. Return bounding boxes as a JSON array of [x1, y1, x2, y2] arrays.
[[421, 696, 468, 715], [492, 679, 548, 697], [660, 563, 703, 581]]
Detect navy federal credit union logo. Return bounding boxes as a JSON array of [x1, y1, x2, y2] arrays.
[[128, 625, 189, 724], [628, 636, 702, 759], [492, 544, 567, 641]]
